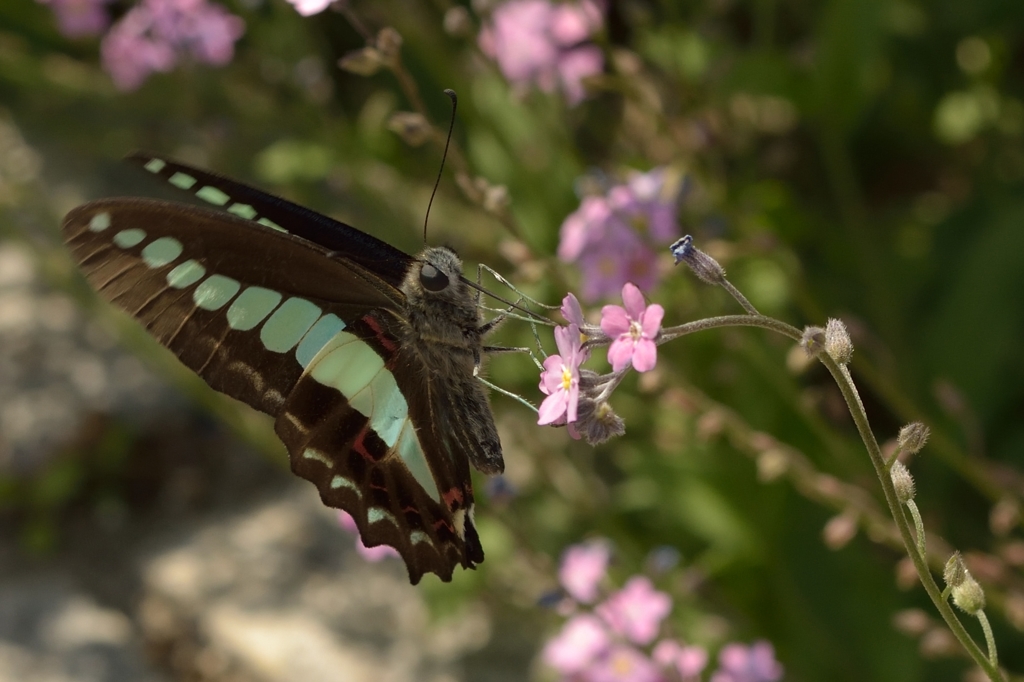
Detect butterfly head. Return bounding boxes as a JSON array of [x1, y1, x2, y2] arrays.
[[405, 246, 473, 310]]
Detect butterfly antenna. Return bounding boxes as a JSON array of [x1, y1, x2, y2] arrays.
[[424, 89, 458, 245]]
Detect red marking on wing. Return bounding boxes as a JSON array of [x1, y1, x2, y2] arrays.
[[353, 427, 375, 462], [362, 313, 399, 354], [442, 487, 464, 510]]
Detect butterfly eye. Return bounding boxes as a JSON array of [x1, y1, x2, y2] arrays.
[[419, 263, 450, 292]]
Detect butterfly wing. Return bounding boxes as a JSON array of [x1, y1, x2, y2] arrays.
[[63, 198, 481, 583]]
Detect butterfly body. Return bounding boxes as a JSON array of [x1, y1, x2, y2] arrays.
[[62, 154, 503, 584]]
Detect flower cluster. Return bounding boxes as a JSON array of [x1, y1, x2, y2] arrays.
[[560, 168, 686, 301], [479, 0, 604, 106], [286, 0, 333, 16], [99, 0, 245, 91], [337, 511, 400, 562], [36, 0, 112, 38], [538, 285, 663, 443], [542, 540, 784, 682]]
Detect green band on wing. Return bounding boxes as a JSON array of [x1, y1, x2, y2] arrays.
[[260, 297, 322, 352], [89, 212, 110, 232], [227, 203, 258, 220], [193, 274, 241, 310], [302, 448, 333, 468], [331, 476, 361, 497], [227, 286, 283, 331], [169, 172, 196, 190], [143, 158, 166, 173], [166, 260, 205, 289], [141, 237, 183, 268], [196, 185, 230, 206], [113, 229, 146, 248], [295, 314, 346, 368], [367, 507, 396, 526]]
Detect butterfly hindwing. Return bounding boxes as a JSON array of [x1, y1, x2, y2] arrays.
[[62, 191, 495, 583]]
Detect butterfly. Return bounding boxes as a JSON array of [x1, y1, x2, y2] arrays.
[[61, 152, 507, 584]]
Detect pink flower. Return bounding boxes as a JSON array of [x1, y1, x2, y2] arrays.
[[37, 0, 112, 37], [538, 324, 587, 425], [541, 613, 610, 675], [558, 168, 684, 301], [337, 511, 399, 562], [559, 540, 611, 603], [479, 0, 604, 106], [709, 641, 783, 682], [653, 639, 709, 680], [596, 576, 672, 645], [287, 0, 333, 15], [588, 645, 663, 682], [561, 292, 586, 328], [601, 283, 664, 372], [99, 0, 244, 91]]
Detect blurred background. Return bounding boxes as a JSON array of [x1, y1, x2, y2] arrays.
[[2, 0, 1024, 680]]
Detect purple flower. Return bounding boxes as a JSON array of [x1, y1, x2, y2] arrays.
[[479, 0, 604, 106], [559, 168, 684, 301], [595, 576, 673, 646], [653, 639, 709, 680], [538, 324, 587, 426], [559, 540, 611, 603], [587, 644, 663, 682], [287, 0, 332, 15], [561, 292, 586, 328], [37, 0, 112, 37], [541, 613, 610, 675], [709, 641, 783, 682], [100, 0, 244, 91], [601, 283, 664, 372], [337, 511, 399, 562]]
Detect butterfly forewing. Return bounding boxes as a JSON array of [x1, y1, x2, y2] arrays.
[[62, 193, 489, 583]]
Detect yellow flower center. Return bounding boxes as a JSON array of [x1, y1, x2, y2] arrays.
[[561, 365, 573, 391], [629, 319, 643, 341]]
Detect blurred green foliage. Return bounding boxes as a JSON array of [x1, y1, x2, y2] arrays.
[[3, 0, 1024, 680]]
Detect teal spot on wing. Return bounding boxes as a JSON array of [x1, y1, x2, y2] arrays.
[[367, 507, 396, 525], [257, 217, 286, 232], [166, 260, 205, 289], [143, 158, 166, 173], [260, 297, 322, 352], [88, 212, 110, 232], [193, 274, 240, 310], [302, 448, 333, 468], [227, 286, 282, 331], [141, 237, 183, 268], [396, 420, 436, 501], [169, 172, 196, 190], [308, 333, 382, 401], [113, 229, 145, 248], [306, 334, 409, 447], [228, 203, 257, 219], [331, 476, 360, 497], [295, 314, 346, 368], [409, 530, 429, 546], [196, 185, 230, 206]]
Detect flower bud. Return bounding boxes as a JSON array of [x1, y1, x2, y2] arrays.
[[386, 111, 432, 146], [897, 422, 930, 455], [338, 47, 383, 76], [375, 27, 403, 64], [800, 326, 826, 358], [824, 317, 853, 364], [952, 575, 986, 615], [670, 235, 726, 284], [890, 460, 916, 503], [944, 551, 967, 588]]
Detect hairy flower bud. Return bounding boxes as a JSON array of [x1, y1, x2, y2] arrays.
[[944, 551, 967, 588], [800, 326, 826, 358], [824, 318, 853, 364], [897, 422, 930, 455], [375, 27, 403, 64], [670, 235, 726, 284], [574, 371, 625, 444], [952, 575, 986, 615], [890, 460, 916, 503]]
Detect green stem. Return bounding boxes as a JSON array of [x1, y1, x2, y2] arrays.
[[906, 500, 926, 559], [672, 313, 1005, 680], [977, 611, 998, 669]]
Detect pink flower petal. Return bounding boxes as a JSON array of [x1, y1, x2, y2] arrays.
[[630, 338, 657, 372], [600, 304, 630, 336], [559, 540, 611, 602], [607, 337, 635, 372], [621, 282, 646, 319], [538, 390, 569, 425], [641, 303, 664, 337]]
